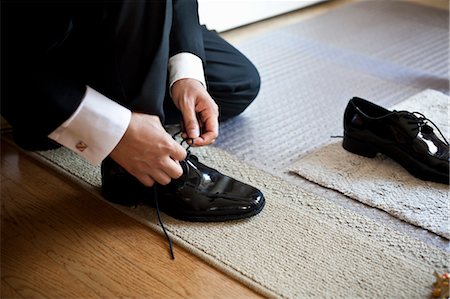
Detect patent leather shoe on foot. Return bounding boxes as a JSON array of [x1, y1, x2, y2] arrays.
[[343, 97, 449, 184], [101, 154, 265, 221]]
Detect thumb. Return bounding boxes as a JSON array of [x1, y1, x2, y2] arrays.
[[182, 104, 200, 139]]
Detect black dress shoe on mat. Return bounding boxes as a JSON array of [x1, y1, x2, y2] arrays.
[[343, 97, 449, 184], [101, 154, 265, 221]]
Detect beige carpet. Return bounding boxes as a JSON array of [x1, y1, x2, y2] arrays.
[[27, 140, 448, 298], [289, 89, 449, 239]]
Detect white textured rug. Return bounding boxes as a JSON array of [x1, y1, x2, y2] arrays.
[[22, 141, 447, 298], [289, 89, 449, 239]]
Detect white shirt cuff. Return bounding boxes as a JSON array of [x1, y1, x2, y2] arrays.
[[169, 52, 206, 90], [48, 86, 132, 165]]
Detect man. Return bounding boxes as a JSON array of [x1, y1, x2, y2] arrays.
[[2, 0, 265, 222]]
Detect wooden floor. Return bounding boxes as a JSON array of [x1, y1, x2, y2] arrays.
[[1, 0, 448, 298], [1, 138, 262, 298]]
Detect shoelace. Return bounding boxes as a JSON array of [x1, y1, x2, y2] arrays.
[[153, 185, 175, 259], [172, 130, 194, 152], [396, 111, 449, 146], [154, 131, 194, 260]]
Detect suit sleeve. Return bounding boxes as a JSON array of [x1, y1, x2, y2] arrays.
[[170, 0, 206, 62], [1, 2, 86, 150]]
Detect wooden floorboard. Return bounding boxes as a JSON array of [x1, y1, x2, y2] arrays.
[[1, 138, 262, 298]]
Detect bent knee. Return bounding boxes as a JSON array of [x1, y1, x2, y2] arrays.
[[215, 65, 261, 121], [244, 64, 261, 103]]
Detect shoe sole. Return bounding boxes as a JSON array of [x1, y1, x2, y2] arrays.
[[162, 197, 266, 222], [343, 134, 449, 184], [102, 191, 266, 222]]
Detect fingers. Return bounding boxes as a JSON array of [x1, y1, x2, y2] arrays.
[[194, 131, 217, 146], [135, 158, 183, 187], [150, 140, 185, 184], [110, 114, 188, 187], [169, 138, 188, 161], [179, 100, 219, 146], [197, 112, 219, 145], [137, 171, 170, 187], [181, 101, 200, 139], [186, 100, 218, 146], [161, 158, 184, 180], [172, 78, 219, 143], [149, 170, 172, 186], [136, 173, 155, 187]]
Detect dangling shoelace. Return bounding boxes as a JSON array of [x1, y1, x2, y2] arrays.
[[153, 131, 194, 260], [397, 111, 449, 146], [153, 185, 175, 259]]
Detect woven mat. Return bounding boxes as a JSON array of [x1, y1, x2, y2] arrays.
[[289, 89, 449, 239], [25, 143, 447, 298]]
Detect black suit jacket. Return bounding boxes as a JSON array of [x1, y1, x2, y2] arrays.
[[1, 0, 205, 149]]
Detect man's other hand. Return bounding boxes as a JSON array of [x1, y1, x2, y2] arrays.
[[110, 113, 187, 187], [171, 78, 219, 146]]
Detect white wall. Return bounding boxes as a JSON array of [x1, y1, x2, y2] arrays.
[[198, 0, 324, 32]]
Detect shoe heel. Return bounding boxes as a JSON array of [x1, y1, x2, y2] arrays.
[[342, 135, 377, 158]]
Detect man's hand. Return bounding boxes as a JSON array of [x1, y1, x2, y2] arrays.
[[109, 113, 187, 187], [171, 78, 219, 146]]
